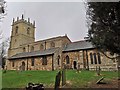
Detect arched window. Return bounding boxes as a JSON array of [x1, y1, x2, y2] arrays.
[[22, 61, 25, 66], [66, 55, 70, 64], [58, 55, 60, 65], [31, 58, 34, 66], [23, 47, 25, 52], [40, 44, 44, 50], [15, 26, 18, 34], [31, 46, 34, 51], [12, 61, 15, 67], [90, 53, 93, 64], [27, 27, 30, 34], [97, 53, 101, 64], [21, 61, 25, 71], [42, 56, 47, 65], [93, 53, 97, 64], [51, 42, 55, 48]]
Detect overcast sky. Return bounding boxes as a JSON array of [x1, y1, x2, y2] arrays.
[[1, 1, 88, 42]]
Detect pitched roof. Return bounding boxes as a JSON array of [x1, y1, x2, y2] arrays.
[[21, 35, 71, 46], [9, 48, 59, 60], [63, 40, 94, 52]]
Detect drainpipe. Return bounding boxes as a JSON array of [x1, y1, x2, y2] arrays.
[[45, 41, 46, 50], [86, 50, 89, 70], [52, 55, 54, 71]]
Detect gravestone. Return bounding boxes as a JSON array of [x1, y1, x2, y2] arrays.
[[77, 63, 80, 73], [96, 77, 106, 84], [62, 69, 66, 86], [54, 71, 61, 90], [96, 66, 101, 75]]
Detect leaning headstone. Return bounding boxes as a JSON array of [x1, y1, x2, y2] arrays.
[[96, 77, 105, 84], [54, 71, 61, 90]]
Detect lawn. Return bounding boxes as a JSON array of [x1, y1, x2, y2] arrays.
[[0, 70, 2, 89], [2, 70, 118, 88]]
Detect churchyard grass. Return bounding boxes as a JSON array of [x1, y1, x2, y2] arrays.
[[2, 70, 118, 88], [0, 70, 2, 89], [66, 70, 118, 87]]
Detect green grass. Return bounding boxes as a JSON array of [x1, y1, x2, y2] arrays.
[[0, 70, 2, 89], [2, 70, 118, 88], [66, 70, 118, 87], [2, 70, 58, 88]]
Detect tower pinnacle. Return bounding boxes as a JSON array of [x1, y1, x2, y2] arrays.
[[22, 14, 24, 19]]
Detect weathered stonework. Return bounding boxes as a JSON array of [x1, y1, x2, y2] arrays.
[[62, 49, 117, 71]]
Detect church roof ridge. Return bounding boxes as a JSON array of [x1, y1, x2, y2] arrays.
[[63, 40, 94, 52], [19, 35, 70, 46], [8, 47, 59, 60], [71, 40, 87, 43], [35, 35, 70, 42]]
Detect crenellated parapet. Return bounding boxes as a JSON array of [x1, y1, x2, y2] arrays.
[[12, 14, 35, 28]]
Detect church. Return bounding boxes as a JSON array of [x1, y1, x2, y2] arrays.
[[6, 15, 118, 71]]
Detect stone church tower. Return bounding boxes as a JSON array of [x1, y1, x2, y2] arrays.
[[8, 15, 35, 57]]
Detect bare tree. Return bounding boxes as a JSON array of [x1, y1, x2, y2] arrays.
[[0, 0, 7, 69], [0, 0, 6, 20], [0, 38, 9, 69]]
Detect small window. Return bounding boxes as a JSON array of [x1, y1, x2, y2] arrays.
[[51, 42, 55, 48], [66, 55, 70, 64], [93, 53, 97, 64], [42, 56, 47, 65], [58, 55, 60, 65], [15, 26, 18, 34], [23, 47, 26, 52], [31, 58, 34, 66], [40, 44, 44, 50], [27, 27, 30, 34], [31, 46, 34, 51], [97, 53, 101, 64], [12, 61, 15, 67], [90, 53, 93, 64]]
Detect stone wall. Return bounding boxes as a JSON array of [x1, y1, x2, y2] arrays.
[[7, 55, 53, 71], [63, 50, 84, 69], [8, 36, 71, 57], [63, 49, 118, 71]]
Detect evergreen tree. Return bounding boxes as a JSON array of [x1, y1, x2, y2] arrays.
[[86, 2, 120, 56]]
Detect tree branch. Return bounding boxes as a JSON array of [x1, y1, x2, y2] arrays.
[[99, 49, 119, 59]]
